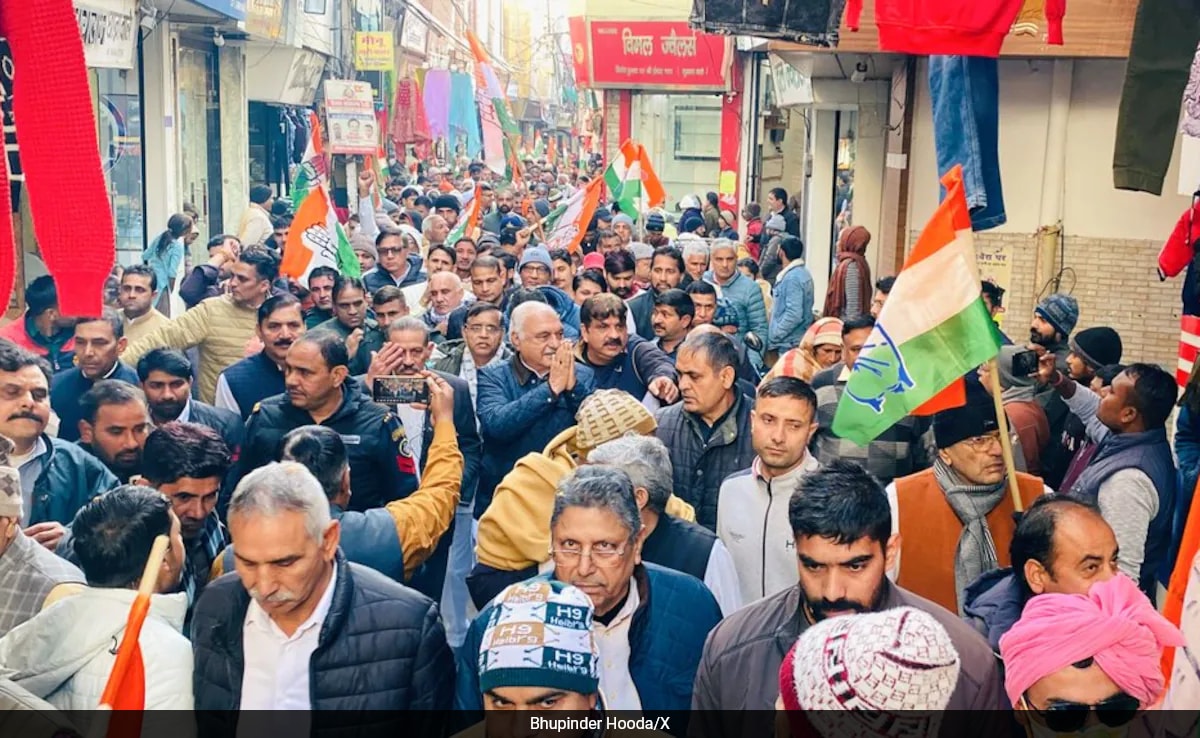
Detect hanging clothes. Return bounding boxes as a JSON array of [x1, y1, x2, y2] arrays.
[[423, 69, 452, 141], [0, 38, 23, 212], [391, 77, 431, 150], [449, 72, 481, 158]]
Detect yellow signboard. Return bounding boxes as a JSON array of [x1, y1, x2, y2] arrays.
[[354, 31, 393, 72]]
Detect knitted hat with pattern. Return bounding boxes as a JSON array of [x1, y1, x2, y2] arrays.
[[1035, 293, 1080, 338], [574, 389, 657, 454], [478, 580, 599, 696], [779, 607, 960, 715], [0, 435, 19, 520]]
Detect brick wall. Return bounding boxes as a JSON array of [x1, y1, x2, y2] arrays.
[[908, 231, 1181, 370]]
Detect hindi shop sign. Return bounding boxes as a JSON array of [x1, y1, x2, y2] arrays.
[[75, 0, 137, 70], [354, 31, 394, 71], [587, 21, 731, 92], [323, 80, 378, 155]]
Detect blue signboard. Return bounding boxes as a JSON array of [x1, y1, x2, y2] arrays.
[[193, 0, 247, 20]]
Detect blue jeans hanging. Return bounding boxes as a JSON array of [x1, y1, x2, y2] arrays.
[[929, 55, 1007, 231]]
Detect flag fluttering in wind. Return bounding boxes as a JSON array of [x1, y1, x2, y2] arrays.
[[281, 186, 361, 282], [291, 111, 328, 209], [604, 139, 665, 216], [447, 183, 483, 243], [543, 179, 603, 253], [467, 30, 518, 176], [831, 165, 1001, 445]]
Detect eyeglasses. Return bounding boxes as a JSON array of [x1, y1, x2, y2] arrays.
[[961, 433, 1003, 451], [465, 324, 502, 335], [378, 248, 406, 256], [549, 541, 628, 568], [1021, 693, 1140, 733]]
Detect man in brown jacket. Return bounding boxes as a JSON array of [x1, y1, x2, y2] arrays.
[[690, 461, 1007, 738]]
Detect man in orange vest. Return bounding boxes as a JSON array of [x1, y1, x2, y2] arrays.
[[885, 394, 1049, 615]]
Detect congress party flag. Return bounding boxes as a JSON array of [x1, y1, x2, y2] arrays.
[[604, 139, 665, 216], [543, 179, 603, 254], [467, 30, 518, 176], [831, 165, 1001, 445], [448, 184, 484, 244], [280, 185, 361, 283], [291, 110, 328, 210]]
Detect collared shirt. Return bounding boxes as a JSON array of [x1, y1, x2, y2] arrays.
[[240, 563, 338, 713], [10, 438, 47, 526], [592, 583, 642, 712], [395, 404, 425, 482]]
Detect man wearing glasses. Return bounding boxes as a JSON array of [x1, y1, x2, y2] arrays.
[[363, 230, 426, 293], [432, 302, 510, 408], [884, 393, 1050, 615], [454, 465, 722, 712]]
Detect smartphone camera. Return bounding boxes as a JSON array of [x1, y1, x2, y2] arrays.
[[373, 375, 430, 405], [1011, 350, 1039, 377]]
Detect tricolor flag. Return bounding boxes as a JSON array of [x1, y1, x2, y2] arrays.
[[1178, 315, 1200, 387], [543, 179, 603, 254], [467, 30, 519, 175], [832, 166, 1002, 445], [281, 186, 361, 282], [604, 139, 665, 216], [448, 184, 484, 243], [291, 111, 328, 210]]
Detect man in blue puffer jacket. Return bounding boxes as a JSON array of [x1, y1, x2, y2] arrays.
[[705, 239, 767, 365], [455, 465, 721, 718]]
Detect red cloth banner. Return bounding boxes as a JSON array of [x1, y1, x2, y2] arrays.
[[567, 16, 591, 87], [587, 21, 731, 91]]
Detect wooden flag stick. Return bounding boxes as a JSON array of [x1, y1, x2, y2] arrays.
[[986, 358, 1024, 513], [97, 534, 170, 707]]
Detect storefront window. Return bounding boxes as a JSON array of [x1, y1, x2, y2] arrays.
[[633, 93, 721, 211], [832, 110, 857, 251], [176, 42, 223, 248], [93, 67, 144, 265]]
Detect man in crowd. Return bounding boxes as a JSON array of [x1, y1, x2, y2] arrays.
[[422, 272, 467, 341], [577, 294, 677, 405], [312, 276, 384, 377], [476, 302, 596, 515], [612, 213, 635, 245], [481, 188, 515, 235], [118, 265, 169, 344], [50, 310, 138, 443], [691, 461, 1006, 736], [549, 248, 576, 295], [651, 289, 694, 362], [372, 286, 409, 328], [432, 303, 510, 405], [364, 230, 426, 293], [884, 394, 1048, 614], [76, 381, 150, 484], [456, 466, 721, 711], [870, 275, 894, 318], [603, 250, 638, 300], [191, 462, 454, 726], [178, 235, 249, 310], [452, 238, 476, 283], [768, 236, 814, 355], [1038, 355, 1177, 601], [137, 348, 242, 453], [681, 240, 709, 290], [766, 186, 799, 237], [707, 239, 768, 350], [595, 229, 622, 257], [686, 283, 760, 387], [1031, 293, 1080, 374], [627, 246, 684, 340], [0, 277, 75, 373], [214, 293, 305, 420], [445, 255, 510, 341], [517, 247, 553, 288], [963, 496, 1119, 652], [655, 331, 754, 530], [238, 332, 418, 512], [237, 184, 274, 246], [0, 342, 115, 550], [304, 266, 338, 329], [122, 246, 281, 403], [0, 436, 84, 637], [141, 422, 231, 606], [0, 485, 193, 711], [588, 436, 742, 616], [433, 194, 461, 229], [718, 377, 820, 605], [423, 214, 450, 250], [810, 315, 933, 485]]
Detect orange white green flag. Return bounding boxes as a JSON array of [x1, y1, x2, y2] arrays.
[[831, 165, 1002, 445], [543, 178, 603, 254], [280, 185, 361, 282]]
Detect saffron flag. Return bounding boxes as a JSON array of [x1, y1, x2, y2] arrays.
[[544, 179, 603, 254], [281, 186, 361, 282], [292, 111, 328, 209], [604, 139, 665, 216], [467, 30, 518, 176], [831, 165, 1002, 445]]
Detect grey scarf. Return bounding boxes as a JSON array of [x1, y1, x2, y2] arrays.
[[933, 457, 1007, 614]]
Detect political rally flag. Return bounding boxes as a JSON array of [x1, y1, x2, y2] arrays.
[[280, 185, 361, 282], [604, 139, 665, 215], [291, 110, 328, 209], [467, 30, 518, 176], [448, 183, 484, 243], [543, 179, 603, 254], [831, 165, 1002, 445]]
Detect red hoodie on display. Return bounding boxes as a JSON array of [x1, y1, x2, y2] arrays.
[[845, 0, 1066, 57]]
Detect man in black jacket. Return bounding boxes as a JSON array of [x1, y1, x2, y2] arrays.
[[192, 461, 453, 731], [136, 348, 242, 454], [625, 246, 685, 340], [577, 294, 678, 406], [234, 332, 418, 513]]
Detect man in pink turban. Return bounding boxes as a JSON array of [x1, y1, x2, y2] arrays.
[[1000, 574, 1184, 731]]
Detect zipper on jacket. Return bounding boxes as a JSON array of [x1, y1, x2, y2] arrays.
[[761, 478, 772, 599]]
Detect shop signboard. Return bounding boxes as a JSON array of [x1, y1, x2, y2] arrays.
[[354, 31, 393, 71], [193, 0, 247, 21], [567, 16, 590, 87], [768, 53, 813, 108], [75, 0, 138, 70], [244, 0, 285, 41], [587, 20, 731, 92], [400, 10, 429, 55], [324, 80, 377, 155]]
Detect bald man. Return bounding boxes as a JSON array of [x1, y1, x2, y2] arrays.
[[424, 272, 468, 342]]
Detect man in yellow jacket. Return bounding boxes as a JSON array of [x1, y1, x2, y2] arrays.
[[121, 247, 280, 403]]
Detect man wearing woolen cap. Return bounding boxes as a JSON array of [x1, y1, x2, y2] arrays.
[[434, 194, 462, 229], [885, 392, 1050, 615]]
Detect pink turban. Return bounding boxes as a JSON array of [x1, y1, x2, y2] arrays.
[[999, 575, 1185, 707]]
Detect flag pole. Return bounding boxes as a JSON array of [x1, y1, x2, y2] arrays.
[[986, 358, 1024, 513], [97, 534, 170, 708]]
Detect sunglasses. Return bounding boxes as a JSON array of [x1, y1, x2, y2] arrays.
[[1022, 693, 1140, 733]]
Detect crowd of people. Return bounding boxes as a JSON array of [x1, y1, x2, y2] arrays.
[[0, 155, 1196, 738]]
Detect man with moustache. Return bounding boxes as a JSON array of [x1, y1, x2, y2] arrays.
[[481, 188, 515, 235], [576, 294, 677, 406], [214, 294, 305, 421], [650, 289, 694, 362], [627, 246, 684, 340], [691, 461, 1006, 738], [0, 342, 116, 551], [76, 381, 151, 484], [50, 310, 139, 443]]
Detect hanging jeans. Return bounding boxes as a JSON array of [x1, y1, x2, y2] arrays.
[[1113, 0, 1200, 195], [929, 55, 1006, 231]]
